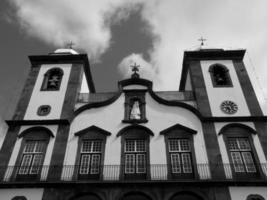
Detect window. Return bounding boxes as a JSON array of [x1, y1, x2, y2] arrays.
[[209, 64, 232, 87], [14, 127, 52, 181], [123, 91, 147, 123], [124, 139, 147, 174], [18, 140, 46, 175], [160, 124, 197, 179], [37, 105, 51, 116], [119, 125, 152, 180], [74, 126, 110, 180], [227, 137, 256, 173], [220, 124, 261, 179], [79, 140, 102, 175], [41, 68, 63, 91], [168, 139, 193, 174]]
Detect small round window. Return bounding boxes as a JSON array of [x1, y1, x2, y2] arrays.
[[37, 105, 51, 116]]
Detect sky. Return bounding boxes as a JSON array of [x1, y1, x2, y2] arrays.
[[1, 0, 267, 119]]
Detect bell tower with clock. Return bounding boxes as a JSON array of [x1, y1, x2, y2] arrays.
[[179, 48, 263, 118], [179, 47, 267, 182]]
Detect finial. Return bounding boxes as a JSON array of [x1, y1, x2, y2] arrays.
[[65, 41, 75, 49], [130, 63, 140, 78], [198, 37, 207, 46]]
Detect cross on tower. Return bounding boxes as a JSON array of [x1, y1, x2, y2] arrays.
[[66, 41, 75, 49], [198, 37, 207, 46], [130, 63, 140, 74], [130, 63, 140, 78]]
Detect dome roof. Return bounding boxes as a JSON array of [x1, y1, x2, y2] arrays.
[[52, 48, 79, 55]]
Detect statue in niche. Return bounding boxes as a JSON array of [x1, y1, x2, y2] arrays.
[[214, 72, 227, 85], [130, 100, 141, 120], [47, 74, 60, 89]]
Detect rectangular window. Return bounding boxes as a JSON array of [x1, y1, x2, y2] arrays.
[[79, 140, 102, 175], [168, 139, 192, 174], [124, 140, 146, 174], [18, 141, 45, 175], [228, 138, 256, 173]]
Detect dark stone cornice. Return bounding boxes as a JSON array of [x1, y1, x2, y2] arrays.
[[74, 92, 122, 116], [6, 119, 70, 127], [117, 124, 154, 137], [28, 54, 95, 93], [73, 76, 267, 123], [74, 125, 111, 137], [18, 126, 55, 138], [218, 123, 257, 135], [202, 116, 267, 122], [160, 124, 197, 135], [74, 77, 202, 120], [118, 77, 152, 89]]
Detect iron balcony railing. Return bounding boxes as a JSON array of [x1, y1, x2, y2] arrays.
[[1, 163, 267, 183]]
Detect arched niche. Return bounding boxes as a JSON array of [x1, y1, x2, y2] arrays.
[[73, 193, 101, 200], [121, 192, 152, 200], [170, 192, 203, 200]]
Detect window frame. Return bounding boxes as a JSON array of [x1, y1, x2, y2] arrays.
[[163, 129, 197, 179], [120, 126, 151, 180], [75, 126, 109, 180], [41, 68, 64, 91], [14, 129, 50, 181], [222, 126, 262, 179], [209, 64, 233, 88], [18, 140, 47, 176]]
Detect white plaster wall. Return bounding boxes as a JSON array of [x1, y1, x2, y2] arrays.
[[0, 116, 8, 150], [185, 72, 192, 91], [123, 85, 148, 90], [4, 125, 58, 181], [24, 64, 71, 120], [63, 92, 210, 180], [201, 60, 250, 116], [0, 188, 44, 200], [215, 122, 267, 179], [229, 187, 267, 200]]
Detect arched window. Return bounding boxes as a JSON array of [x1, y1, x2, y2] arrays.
[[118, 125, 153, 180], [74, 126, 111, 180], [15, 127, 53, 181], [247, 194, 265, 200], [170, 192, 203, 200], [219, 124, 261, 178], [160, 124, 197, 179], [41, 68, 63, 91], [209, 64, 232, 87]]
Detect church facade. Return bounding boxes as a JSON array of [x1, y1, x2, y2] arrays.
[[0, 48, 267, 200]]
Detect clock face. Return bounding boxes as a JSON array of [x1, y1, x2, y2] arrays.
[[220, 100, 238, 114]]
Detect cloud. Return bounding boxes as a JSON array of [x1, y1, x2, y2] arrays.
[[7, 0, 267, 111], [118, 53, 160, 87], [9, 0, 141, 61]]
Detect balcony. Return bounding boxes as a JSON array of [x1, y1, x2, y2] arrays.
[[1, 164, 267, 184]]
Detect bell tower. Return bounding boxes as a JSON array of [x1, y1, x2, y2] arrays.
[[179, 48, 263, 117], [0, 48, 95, 180]]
